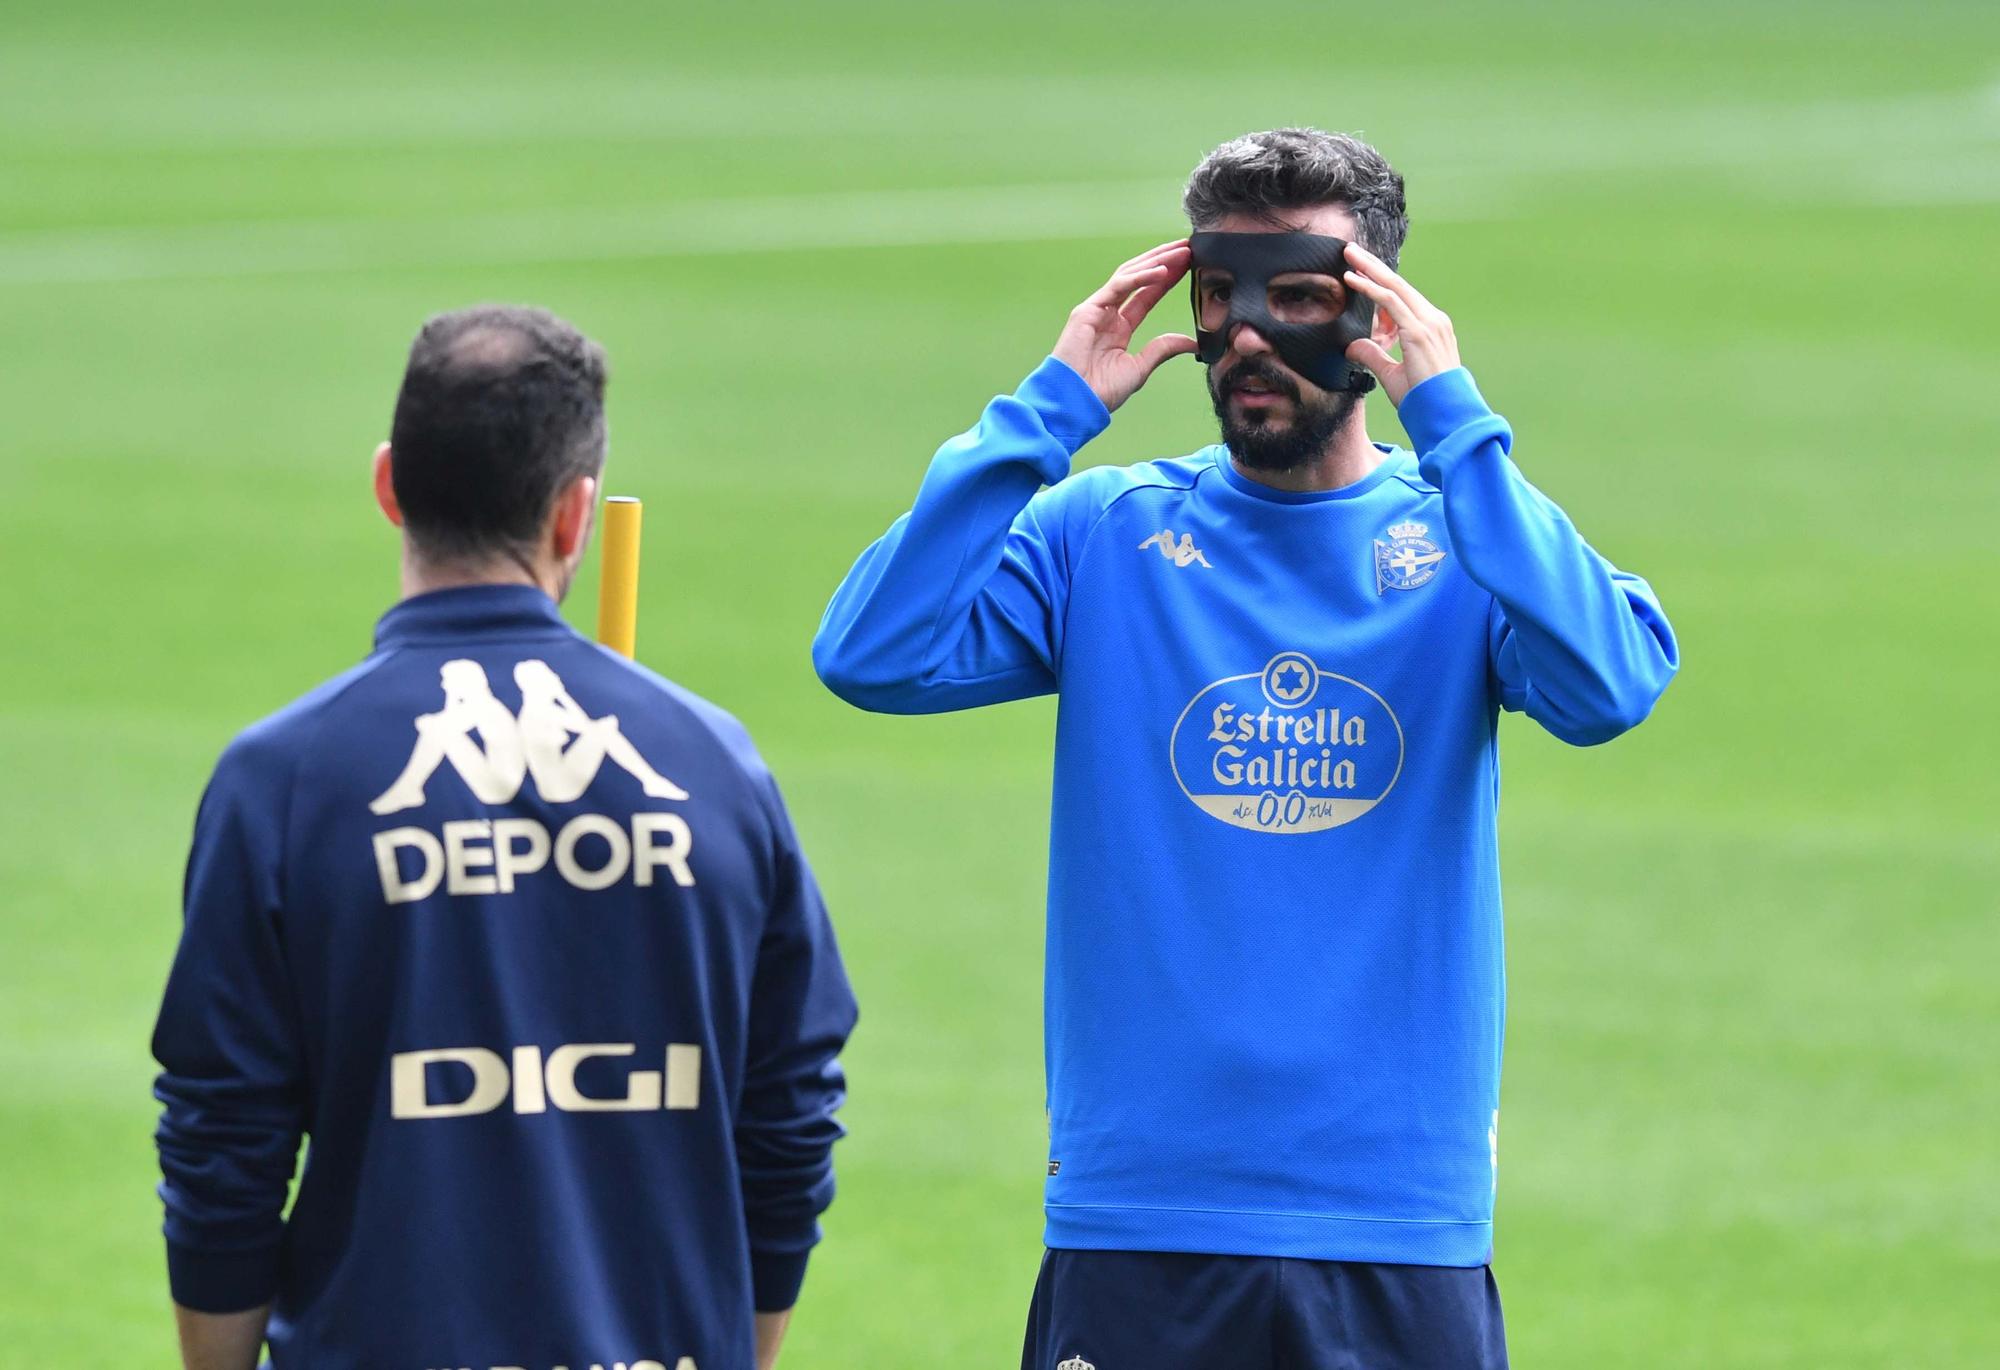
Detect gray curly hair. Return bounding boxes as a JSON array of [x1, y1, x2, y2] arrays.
[[1182, 128, 1409, 267]]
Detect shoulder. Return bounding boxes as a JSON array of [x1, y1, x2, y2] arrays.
[[1383, 446, 1440, 496], [1028, 450, 1218, 536], [594, 653, 797, 854], [586, 646, 778, 793], [209, 655, 394, 803]]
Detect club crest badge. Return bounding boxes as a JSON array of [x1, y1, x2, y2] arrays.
[[1374, 520, 1446, 594]]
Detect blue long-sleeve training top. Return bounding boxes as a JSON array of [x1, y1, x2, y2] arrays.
[[154, 585, 857, 1370], [815, 358, 1675, 1265]]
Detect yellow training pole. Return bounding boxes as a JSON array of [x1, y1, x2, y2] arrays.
[[596, 496, 643, 659]]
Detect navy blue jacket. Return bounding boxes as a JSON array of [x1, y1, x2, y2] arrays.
[[153, 585, 856, 1370]]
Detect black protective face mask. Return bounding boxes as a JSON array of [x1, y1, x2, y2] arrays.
[[1189, 231, 1377, 395]]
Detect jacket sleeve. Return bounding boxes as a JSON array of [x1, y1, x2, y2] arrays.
[[812, 355, 1111, 713], [736, 772, 859, 1312], [1402, 368, 1679, 746], [151, 740, 305, 1313]]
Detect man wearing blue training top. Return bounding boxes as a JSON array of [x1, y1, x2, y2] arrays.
[[153, 306, 856, 1370], [814, 129, 1677, 1368]]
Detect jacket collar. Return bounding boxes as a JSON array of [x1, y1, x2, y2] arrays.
[[373, 584, 576, 650]]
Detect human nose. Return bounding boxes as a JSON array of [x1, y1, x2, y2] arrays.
[[1229, 323, 1275, 357]]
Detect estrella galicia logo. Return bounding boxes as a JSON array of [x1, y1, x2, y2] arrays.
[[1374, 520, 1446, 594], [1169, 651, 1404, 834]]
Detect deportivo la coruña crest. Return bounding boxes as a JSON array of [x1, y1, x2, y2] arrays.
[[1374, 519, 1447, 593]]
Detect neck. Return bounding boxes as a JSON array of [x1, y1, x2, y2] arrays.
[[1229, 410, 1383, 494], [400, 543, 559, 602]]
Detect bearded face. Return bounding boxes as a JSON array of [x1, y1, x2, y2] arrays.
[[1207, 353, 1362, 474]]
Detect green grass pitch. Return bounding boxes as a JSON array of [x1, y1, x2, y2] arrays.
[[1, 1, 1995, 1364]]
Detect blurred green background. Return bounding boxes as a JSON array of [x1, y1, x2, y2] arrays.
[[2, 1, 1995, 1365]]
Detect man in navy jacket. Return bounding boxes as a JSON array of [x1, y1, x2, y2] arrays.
[[152, 306, 857, 1370]]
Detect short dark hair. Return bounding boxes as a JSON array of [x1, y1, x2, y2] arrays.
[[388, 305, 608, 564], [1182, 128, 1409, 267]]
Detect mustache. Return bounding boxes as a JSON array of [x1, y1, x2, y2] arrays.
[[1213, 358, 1300, 401]]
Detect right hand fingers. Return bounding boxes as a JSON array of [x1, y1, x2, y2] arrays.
[[1135, 332, 1198, 376], [1111, 238, 1190, 276], [1116, 267, 1185, 329], [1084, 255, 1188, 315], [1088, 240, 1189, 299]]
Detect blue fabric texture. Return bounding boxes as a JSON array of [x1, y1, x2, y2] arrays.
[[1020, 1248, 1508, 1370], [817, 357, 1676, 1266], [154, 585, 857, 1368]]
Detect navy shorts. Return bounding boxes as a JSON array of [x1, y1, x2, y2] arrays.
[[1021, 1249, 1507, 1370]]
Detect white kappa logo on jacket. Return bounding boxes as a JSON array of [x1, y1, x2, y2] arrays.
[[1138, 529, 1212, 569], [370, 659, 688, 815]]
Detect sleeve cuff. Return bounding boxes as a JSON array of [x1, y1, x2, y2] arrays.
[[1398, 366, 1491, 457], [1014, 356, 1112, 455], [166, 1238, 281, 1313], [751, 1246, 812, 1313]]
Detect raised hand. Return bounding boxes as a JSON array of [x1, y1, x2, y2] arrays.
[[1051, 239, 1198, 413], [1341, 243, 1463, 407]]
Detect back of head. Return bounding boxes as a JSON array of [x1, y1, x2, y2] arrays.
[[388, 305, 608, 566], [1182, 127, 1409, 268]]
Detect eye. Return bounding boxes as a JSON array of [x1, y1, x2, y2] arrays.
[[1209, 283, 1232, 303], [1267, 280, 1340, 324]]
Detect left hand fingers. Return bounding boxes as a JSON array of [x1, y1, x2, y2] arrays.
[[1344, 336, 1399, 380], [1341, 267, 1424, 334], [1341, 242, 1440, 318], [1343, 248, 1459, 403]]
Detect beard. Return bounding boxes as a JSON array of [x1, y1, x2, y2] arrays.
[[1208, 357, 1360, 473]]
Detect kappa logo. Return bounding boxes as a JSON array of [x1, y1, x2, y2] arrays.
[[1138, 529, 1212, 569], [371, 659, 688, 815], [368, 656, 704, 904], [1490, 1109, 1500, 1192], [368, 660, 697, 904], [1374, 520, 1446, 594]]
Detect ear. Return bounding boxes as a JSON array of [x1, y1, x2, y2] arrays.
[[372, 442, 404, 527], [1372, 305, 1399, 351], [549, 474, 599, 563]]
